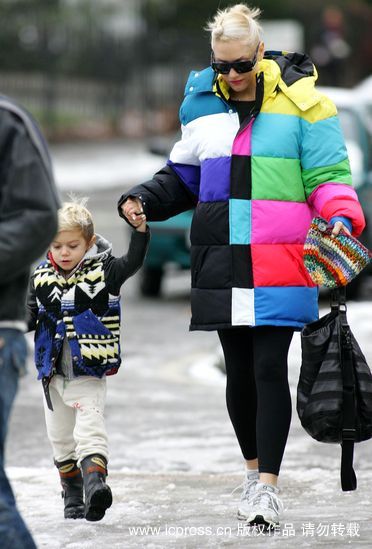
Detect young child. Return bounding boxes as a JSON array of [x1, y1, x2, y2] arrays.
[[27, 198, 148, 521]]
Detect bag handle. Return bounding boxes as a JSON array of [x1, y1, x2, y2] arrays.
[[330, 287, 346, 312], [331, 288, 357, 491]]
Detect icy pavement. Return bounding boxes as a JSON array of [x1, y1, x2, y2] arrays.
[[8, 468, 372, 548]]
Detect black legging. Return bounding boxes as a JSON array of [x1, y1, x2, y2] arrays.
[[218, 326, 294, 476]]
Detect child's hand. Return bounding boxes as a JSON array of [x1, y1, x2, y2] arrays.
[[136, 216, 147, 232], [121, 198, 145, 228]]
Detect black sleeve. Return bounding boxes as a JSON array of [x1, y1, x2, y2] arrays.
[[26, 275, 38, 331], [0, 110, 60, 283], [105, 227, 150, 295], [117, 164, 197, 226]]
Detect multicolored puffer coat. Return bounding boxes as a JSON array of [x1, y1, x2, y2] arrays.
[[119, 52, 365, 331]]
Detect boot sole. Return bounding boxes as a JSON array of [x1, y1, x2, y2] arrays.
[[65, 507, 85, 520], [85, 486, 113, 522]]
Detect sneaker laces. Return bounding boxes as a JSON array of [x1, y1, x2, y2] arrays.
[[248, 486, 284, 515], [231, 473, 258, 499]]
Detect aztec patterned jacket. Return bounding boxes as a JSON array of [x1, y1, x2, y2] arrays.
[[28, 230, 149, 380], [119, 52, 365, 331]]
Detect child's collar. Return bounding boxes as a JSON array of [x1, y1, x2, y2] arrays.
[[47, 250, 59, 271]]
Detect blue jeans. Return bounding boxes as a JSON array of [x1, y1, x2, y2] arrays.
[[0, 329, 37, 549]]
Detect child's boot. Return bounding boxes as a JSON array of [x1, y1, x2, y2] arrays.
[[55, 459, 85, 519], [81, 454, 112, 521]]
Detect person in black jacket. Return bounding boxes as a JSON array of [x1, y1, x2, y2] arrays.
[[27, 199, 149, 522], [0, 96, 60, 549]]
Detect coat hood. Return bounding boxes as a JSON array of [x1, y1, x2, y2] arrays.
[[85, 233, 112, 262], [262, 51, 322, 111]]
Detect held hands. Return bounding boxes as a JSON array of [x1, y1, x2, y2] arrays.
[[121, 198, 146, 232]]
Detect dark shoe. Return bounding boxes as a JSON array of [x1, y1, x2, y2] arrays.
[[55, 459, 85, 519], [81, 455, 112, 522]]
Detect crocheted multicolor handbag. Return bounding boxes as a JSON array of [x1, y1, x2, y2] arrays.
[[303, 217, 372, 288]]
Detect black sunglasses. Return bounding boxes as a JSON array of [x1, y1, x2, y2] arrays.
[[211, 44, 260, 75]]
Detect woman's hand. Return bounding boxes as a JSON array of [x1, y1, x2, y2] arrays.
[[121, 197, 146, 229], [331, 221, 351, 237]]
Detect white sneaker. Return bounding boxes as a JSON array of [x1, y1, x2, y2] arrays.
[[236, 470, 259, 520], [246, 482, 283, 529]]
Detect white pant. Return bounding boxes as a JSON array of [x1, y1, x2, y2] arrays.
[[43, 375, 108, 465]]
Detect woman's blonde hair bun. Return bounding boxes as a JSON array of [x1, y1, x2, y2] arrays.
[[205, 3, 262, 49]]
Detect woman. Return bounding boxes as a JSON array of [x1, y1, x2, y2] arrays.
[[118, 4, 365, 529]]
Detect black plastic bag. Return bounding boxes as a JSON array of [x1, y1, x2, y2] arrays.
[[297, 288, 372, 490]]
